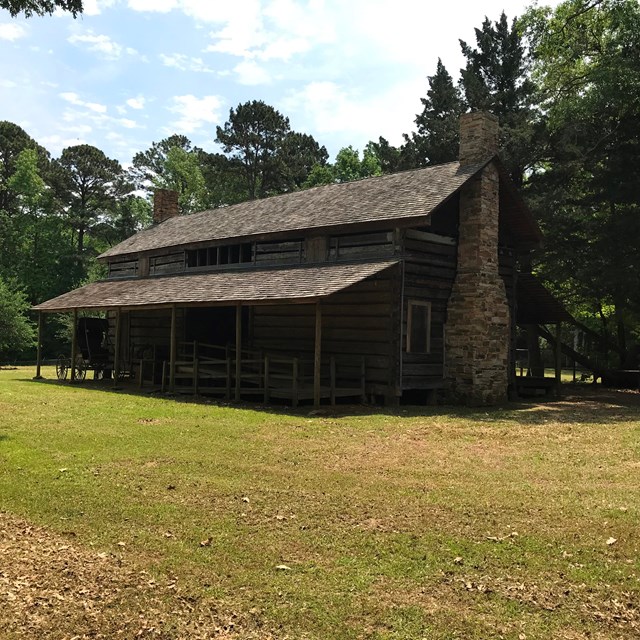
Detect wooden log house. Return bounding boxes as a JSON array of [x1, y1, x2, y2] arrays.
[[33, 112, 568, 406]]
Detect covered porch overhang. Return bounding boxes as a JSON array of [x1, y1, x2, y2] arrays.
[[32, 260, 398, 406], [515, 273, 573, 395]]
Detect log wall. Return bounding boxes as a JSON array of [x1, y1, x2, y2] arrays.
[[251, 266, 398, 395], [401, 229, 457, 390]]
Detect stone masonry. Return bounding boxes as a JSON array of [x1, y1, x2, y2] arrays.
[[153, 188, 180, 225], [445, 112, 510, 405]]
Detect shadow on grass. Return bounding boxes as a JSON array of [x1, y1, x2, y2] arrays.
[[19, 376, 640, 426]]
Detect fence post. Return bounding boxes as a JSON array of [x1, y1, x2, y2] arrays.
[[34, 312, 43, 379], [330, 356, 336, 406], [264, 356, 270, 403], [193, 340, 199, 395], [292, 358, 299, 408], [235, 303, 242, 401]]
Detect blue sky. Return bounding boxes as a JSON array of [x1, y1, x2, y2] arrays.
[[1, 0, 549, 165]]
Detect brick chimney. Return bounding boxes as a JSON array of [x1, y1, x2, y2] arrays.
[[153, 189, 179, 224], [444, 112, 510, 405]]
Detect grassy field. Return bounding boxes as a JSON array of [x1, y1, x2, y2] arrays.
[[0, 367, 638, 639]]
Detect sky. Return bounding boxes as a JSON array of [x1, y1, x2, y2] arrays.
[[0, 0, 552, 165]]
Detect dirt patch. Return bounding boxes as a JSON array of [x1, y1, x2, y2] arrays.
[[0, 513, 277, 639]]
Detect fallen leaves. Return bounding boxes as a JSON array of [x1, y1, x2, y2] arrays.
[[0, 513, 274, 639]]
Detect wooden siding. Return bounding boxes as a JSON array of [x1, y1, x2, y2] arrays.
[[149, 252, 185, 276], [400, 229, 457, 390], [108, 258, 138, 279], [255, 239, 304, 264], [251, 267, 398, 395], [329, 230, 396, 261], [108, 308, 185, 363]]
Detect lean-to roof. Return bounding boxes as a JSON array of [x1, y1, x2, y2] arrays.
[[33, 260, 398, 313]]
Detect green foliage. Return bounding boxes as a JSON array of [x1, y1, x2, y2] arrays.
[[153, 146, 207, 214], [53, 144, 123, 255], [7, 148, 45, 209], [459, 12, 537, 184], [523, 0, 640, 359], [130, 134, 193, 189], [302, 162, 335, 188], [334, 145, 382, 183], [0, 278, 35, 362], [278, 131, 328, 191], [216, 100, 291, 200], [407, 59, 466, 166], [215, 100, 327, 199], [333, 145, 362, 182], [0, 0, 82, 17], [0, 120, 50, 214]]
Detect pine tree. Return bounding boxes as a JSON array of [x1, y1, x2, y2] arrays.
[[407, 59, 466, 166]]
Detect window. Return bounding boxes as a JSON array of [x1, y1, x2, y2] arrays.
[[186, 243, 253, 268], [407, 300, 431, 353]]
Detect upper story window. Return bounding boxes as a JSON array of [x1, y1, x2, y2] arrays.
[[186, 243, 253, 268]]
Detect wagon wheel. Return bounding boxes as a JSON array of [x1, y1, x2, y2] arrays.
[[56, 354, 70, 380], [73, 357, 87, 382]]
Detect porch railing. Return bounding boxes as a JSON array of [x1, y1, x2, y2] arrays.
[[144, 341, 366, 406]]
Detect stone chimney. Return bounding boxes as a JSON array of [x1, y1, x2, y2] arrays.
[[444, 112, 510, 405], [153, 189, 179, 224]]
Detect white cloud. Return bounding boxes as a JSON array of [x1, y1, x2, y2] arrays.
[[233, 60, 271, 85], [68, 31, 138, 60], [83, 0, 117, 15], [168, 94, 223, 134], [127, 0, 178, 12], [159, 53, 215, 73], [0, 79, 17, 88], [39, 134, 88, 154], [126, 96, 146, 110], [0, 23, 27, 41], [60, 91, 108, 113], [283, 78, 423, 151], [118, 118, 139, 129], [59, 123, 93, 135]]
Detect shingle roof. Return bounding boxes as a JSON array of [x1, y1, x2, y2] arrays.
[[33, 260, 398, 312], [99, 161, 487, 259], [516, 274, 572, 324]]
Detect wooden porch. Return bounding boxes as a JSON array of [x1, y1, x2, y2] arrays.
[[136, 341, 367, 406]]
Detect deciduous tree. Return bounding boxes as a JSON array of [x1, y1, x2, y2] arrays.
[[0, 0, 82, 17]]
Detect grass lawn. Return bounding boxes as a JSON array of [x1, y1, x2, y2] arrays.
[[0, 367, 638, 639]]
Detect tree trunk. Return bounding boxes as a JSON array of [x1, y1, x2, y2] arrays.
[[615, 304, 627, 368]]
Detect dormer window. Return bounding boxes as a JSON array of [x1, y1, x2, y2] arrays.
[[186, 243, 253, 268]]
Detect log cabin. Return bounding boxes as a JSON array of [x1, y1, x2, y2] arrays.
[[33, 112, 569, 406]]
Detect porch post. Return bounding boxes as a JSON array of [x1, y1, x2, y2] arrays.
[[70, 308, 78, 382], [169, 305, 177, 392], [555, 322, 562, 397], [314, 300, 322, 407], [235, 303, 242, 401], [34, 312, 43, 379], [113, 309, 122, 388]]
